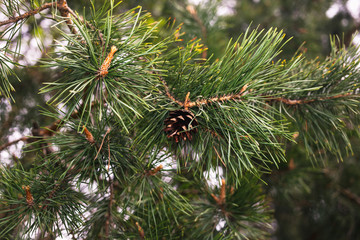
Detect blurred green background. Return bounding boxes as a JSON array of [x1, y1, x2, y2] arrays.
[[1, 0, 360, 239]]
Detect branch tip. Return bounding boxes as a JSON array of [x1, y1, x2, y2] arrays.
[[146, 164, 163, 176], [211, 179, 226, 206], [136, 222, 145, 239], [83, 126, 95, 144], [99, 46, 118, 77], [22, 185, 34, 206], [184, 92, 191, 110]]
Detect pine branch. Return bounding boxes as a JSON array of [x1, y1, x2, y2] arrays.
[[0, 0, 77, 35], [0, 136, 28, 151], [162, 79, 249, 108], [0, 2, 56, 27], [160, 76, 184, 107], [188, 84, 249, 108], [57, 0, 78, 35], [269, 92, 354, 105]]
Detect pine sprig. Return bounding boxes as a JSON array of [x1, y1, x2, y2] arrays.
[[134, 28, 300, 183], [40, 6, 173, 130], [0, 163, 86, 238], [41, 118, 138, 188], [0, 51, 20, 100], [188, 176, 272, 239], [1, 0, 360, 238], [270, 36, 360, 162]]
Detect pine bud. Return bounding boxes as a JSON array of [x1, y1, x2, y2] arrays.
[[22, 185, 34, 206], [83, 126, 95, 144], [99, 46, 118, 77], [136, 222, 145, 239]]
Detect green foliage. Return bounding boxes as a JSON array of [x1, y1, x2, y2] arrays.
[[0, 0, 360, 239], [188, 176, 272, 239], [40, 6, 172, 131], [0, 51, 19, 100], [273, 36, 360, 162], [0, 163, 85, 238]]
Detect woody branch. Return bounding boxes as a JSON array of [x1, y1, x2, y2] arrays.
[[0, 2, 56, 27], [162, 78, 357, 108], [0, 0, 77, 34], [269, 92, 355, 105]]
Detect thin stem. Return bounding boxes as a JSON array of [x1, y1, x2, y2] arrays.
[[107, 135, 111, 171], [269, 92, 353, 105], [93, 128, 111, 161], [340, 188, 360, 206], [160, 76, 184, 107], [188, 84, 249, 108], [213, 146, 226, 168]]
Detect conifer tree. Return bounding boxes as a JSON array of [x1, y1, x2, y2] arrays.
[[0, 1, 359, 239]]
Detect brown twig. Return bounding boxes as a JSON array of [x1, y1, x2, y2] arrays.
[[39, 110, 80, 136], [211, 179, 226, 206], [340, 188, 360, 206], [160, 77, 184, 107], [22, 185, 34, 206], [0, 2, 56, 27], [145, 165, 163, 176], [93, 128, 111, 161], [188, 84, 249, 108], [0, 136, 28, 151], [0, 0, 78, 36], [269, 92, 353, 105], [0, 0, 103, 47], [161, 80, 249, 109], [213, 146, 226, 168], [107, 135, 111, 171]]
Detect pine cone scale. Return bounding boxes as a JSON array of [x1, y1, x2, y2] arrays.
[[164, 109, 198, 142]]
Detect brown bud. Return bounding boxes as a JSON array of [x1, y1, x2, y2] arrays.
[[136, 222, 145, 239], [99, 46, 118, 77], [146, 165, 163, 176], [83, 126, 95, 144], [22, 185, 34, 206]]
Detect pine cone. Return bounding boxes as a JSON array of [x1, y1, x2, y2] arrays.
[[164, 110, 198, 142]]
